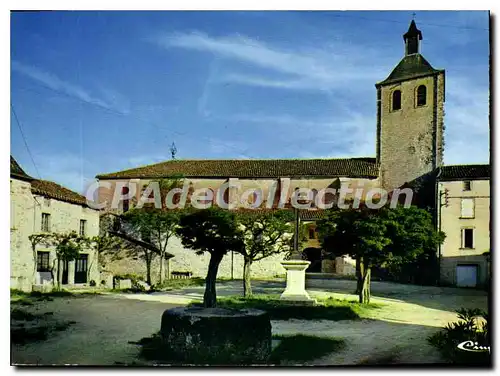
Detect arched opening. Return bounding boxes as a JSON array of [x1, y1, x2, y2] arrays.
[[416, 85, 427, 107], [392, 90, 402, 111], [302, 247, 322, 273]]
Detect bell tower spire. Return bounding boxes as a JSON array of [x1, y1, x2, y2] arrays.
[[375, 20, 445, 191], [403, 19, 422, 55]]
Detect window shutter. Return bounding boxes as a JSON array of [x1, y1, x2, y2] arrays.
[[461, 198, 474, 218]]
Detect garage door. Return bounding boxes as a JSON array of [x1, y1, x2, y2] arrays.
[[456, 265, 478, 287]]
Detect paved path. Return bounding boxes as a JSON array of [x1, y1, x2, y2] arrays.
[[11, 279, 488, 366]]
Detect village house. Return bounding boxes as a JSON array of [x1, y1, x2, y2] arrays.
[[437, 165, 491, 287], [92, 20, 490, 287], [10, 156, 100, 292]]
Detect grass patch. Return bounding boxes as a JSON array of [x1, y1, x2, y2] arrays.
[[11, 308, 40, 321], [11, 320, 76, 345], [107, 278, 206, 294], [131, 331, 344, 365], [10, 307, 75, 345], [10, 289, 101, 304], [156, 277, 205, 291], [188, 294, 380, 321], [270, 334, 345, 363], [11, 325, 50, 344]]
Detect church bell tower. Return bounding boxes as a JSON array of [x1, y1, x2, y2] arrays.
[[376, 20, 445, 190]]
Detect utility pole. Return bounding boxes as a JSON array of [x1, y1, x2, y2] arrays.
[[437, 186, 449, 285]]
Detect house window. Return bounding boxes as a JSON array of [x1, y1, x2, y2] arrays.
[[41, 213, 51, 232], [463, 181, 472, 191], [462, 228, 474, 249], [36, 251, 50, 272], [79, 219, 87, 236], [122, 186, 130, 212], [461, 198, 475, 218], [392, 90, 402, 111], [416, 85, 427, 107]]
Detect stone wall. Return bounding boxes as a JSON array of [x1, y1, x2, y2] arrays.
[[102, 235, 288, 284], [10, 178, 36, 291]]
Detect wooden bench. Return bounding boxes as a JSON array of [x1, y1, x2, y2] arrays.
[[171, 271, 193, 279]]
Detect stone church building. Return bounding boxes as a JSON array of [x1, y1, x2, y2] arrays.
[[96, 21, 490, 287]]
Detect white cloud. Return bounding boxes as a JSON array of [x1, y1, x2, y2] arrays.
[[11, 60, 128, 114], [153, 30, 487, 165], [155, 31, 387, 92], [220, 110, 375, 158]]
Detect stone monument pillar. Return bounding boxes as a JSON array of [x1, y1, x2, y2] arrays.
[[280, 209, 316, 305]]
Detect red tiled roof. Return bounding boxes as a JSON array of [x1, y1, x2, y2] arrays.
[[10, 156, 33, 181], [96, 158, 379, 180], [30, 179, 90, 207], [11, 155, 91, 207], [439, 164, 490, 181]]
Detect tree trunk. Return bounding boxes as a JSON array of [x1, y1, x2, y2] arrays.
[[145, 252, 152, 286], [358, 259, 371, 304], [243, 258, 253, 297], [204, 253, 223, 308], [56, 258, 61, 289], [355, 258, 362, 295], [159, 250, 163, 285]]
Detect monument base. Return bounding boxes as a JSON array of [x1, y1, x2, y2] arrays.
[[280, 260, 317, 305]]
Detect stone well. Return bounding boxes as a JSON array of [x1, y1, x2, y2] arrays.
[[160, 306, 271, 364]]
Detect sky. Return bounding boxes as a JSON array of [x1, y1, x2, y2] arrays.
[[10, 10, 490, 193]]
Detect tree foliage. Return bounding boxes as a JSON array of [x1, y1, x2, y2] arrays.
[[234, 210, 296, 297], [121, 207, 181, 284], [176, 207, 243, 307], [29, 231, 89, 288], [317, 204, 445, 304]]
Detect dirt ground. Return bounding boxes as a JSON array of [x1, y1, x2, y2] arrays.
[[11, 279, 488, 366], [11, 295, 181, 365]]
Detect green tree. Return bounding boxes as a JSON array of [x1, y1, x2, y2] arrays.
[[49, 231, 88, 288], [234, 210, 296, 297], [317, 204, 444, 304], [87, 233, 124, 282], [121, 208, 181, 284], [176, 207, 243, 308]]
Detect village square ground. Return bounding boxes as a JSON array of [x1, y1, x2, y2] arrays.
[[11, 278, 488, 366]]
